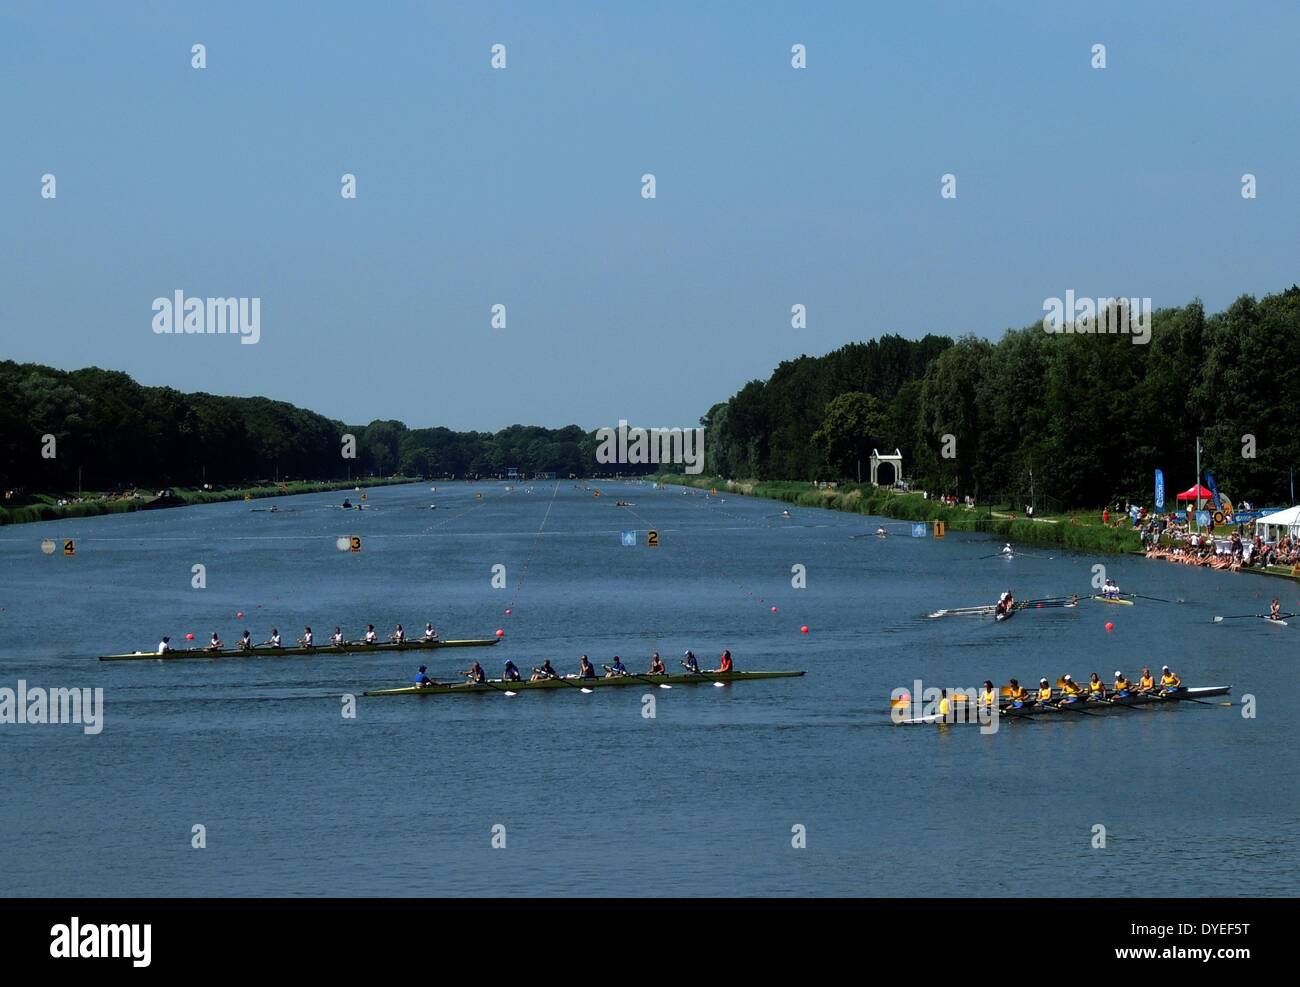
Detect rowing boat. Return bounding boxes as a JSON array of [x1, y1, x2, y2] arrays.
[[1263, 617, 1289, 627], [99, 637, 500, 661], [1090, 595, 1134, 606], [364, 669, 805, 696], [994, 607, 1015, 622], [899, 686, 1230, 724]]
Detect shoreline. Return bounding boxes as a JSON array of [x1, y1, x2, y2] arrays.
[[0, 477, 421, 527]]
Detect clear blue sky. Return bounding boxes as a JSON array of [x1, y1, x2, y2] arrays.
[[2, 1, 1297, 431]]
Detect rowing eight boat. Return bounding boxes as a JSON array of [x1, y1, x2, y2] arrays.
[[364, 669, 805, 697], [899, 686, 1231, 724], [99, 637, 501, 661]]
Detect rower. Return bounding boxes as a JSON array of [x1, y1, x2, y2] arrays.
[[712, 649, 734, 673], [606, 655, 628, 677], [978, 680, 998, 709], [157, 635, 173, 655], [1270, 598, 1282, 621], [330, 626, 344, 647], [1137, 667, 1155, 693], [206, 631, 223, 652], [1159, 665, 1182, 691], [238, 630, 253, 652], [578, 655, 597, 679], [502, 660, 521, 682], [423, 623, 438, 641], [876, 526, 887, 537], [463, 661, 486, 684], [390, 624, 405, 644], [648, 652, 666, 675], [938, 688, 952, 719], [1112, 670, 1132, 696], [298, 626, 314, 648], [1001, 543, 1014, 556], [682, 650, 701, 674], [531, 659, 558, 681], [1005, 678, 1028, 708], [1059, 674, 1084, 703], [266, 628, 282, 648], [1087, 672, 1106, 698], [364, 624, 378, 645], [1036, 678, 1054, 703], [342, 499, 352, 509], [413, 664, 435, 688]]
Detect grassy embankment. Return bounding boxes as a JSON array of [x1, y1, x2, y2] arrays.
[[0, 477, 421, 526], [659, 475, 1143, 555]]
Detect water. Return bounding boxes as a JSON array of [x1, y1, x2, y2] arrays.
[[1, 482, 1296, 896]]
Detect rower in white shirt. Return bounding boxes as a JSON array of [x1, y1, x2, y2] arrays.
[[266, 628, 282, 648], [330, 626, 344, 646], [1001, 543, 1014, 556], [238, 630, 253, 651], [423, 623, 438, 642], [389, 623, 405, 644], [298, 626, 314, 648], [207, 631, 223, 652], [157, 636, 173, 655], [364, 624, 378, 644]]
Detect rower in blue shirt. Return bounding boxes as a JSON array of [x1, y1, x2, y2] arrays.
[[503, 660, 521, 682], [682, 650, 700, 673], [607, 655, 627, 677], [413, 665, 435, 687]]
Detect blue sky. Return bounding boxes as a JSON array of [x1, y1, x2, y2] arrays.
[[2, 1, 1297, 430]]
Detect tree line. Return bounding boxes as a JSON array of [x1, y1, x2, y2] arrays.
[[696, 285, 1300, 508], [0, 361, 610, 491]]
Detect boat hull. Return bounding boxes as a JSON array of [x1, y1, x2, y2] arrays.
[[1091, 595, 1134, 606], [364, 669, 805, 697], [99, 637, 500, 661], [900, 686, 1230, 724]]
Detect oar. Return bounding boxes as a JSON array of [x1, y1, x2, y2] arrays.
[[532, 667, 594, 694], [680, 660, 724, 686], [605, 664, 672, 689], [1124, 593, 1184, 604], [464, 673, 517, 697], [1150, 689, 1234, 708]]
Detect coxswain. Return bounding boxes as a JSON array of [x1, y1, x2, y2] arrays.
[[531, 659, 558, 681], [648, 652, 666, 675], [1112, 670, 1132, 696], [713, 649, 734, 673], [682, 650, 700, 673], [1036, 678, 1054, 703], [1270, 598, 1282, 621], [1159, 665, 1181, 691], [1087, 672, 1106, 698], [423, 623, 438, 641], [157, 635, 173, 655], [607, 655, 628, 677], [390, 624, 405, 644], [413, 665, 435, 688], [1137, 667, 1156, 693], [1005, 679, 1029, 707], [238, 630, 253, 651], [298, 626, 314, 648], [266, 628, 282, 648], [330, 626, 344, 646], [578, 655, 597, 679], [502, 660, 521, 682], [207, 631, 223, 652], [1059, 674, 1084, 703], [464, 661, 486, 684], [364, 624, 378, 645]]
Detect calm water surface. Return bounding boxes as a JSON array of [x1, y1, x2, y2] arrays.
[[0, 482, 1296, 896]]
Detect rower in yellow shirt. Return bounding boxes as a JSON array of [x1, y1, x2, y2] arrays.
[[1159, 665, 1182, 692], [1087, 672, 1106, 698], [978, 680, 998, 709], [1137, 666, 1156, 693], [1059, 674, 1084, 703], [1112, 670, 1132, 696], [1036, 678, 1054, 703], [1005, 679, 1029, 708]]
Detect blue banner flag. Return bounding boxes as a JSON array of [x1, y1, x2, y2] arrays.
[[1154, 469, 1165, 510], [1203, 471, 1223, 511]]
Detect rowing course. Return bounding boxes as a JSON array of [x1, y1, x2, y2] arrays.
[[0, 480, 1295, 896]]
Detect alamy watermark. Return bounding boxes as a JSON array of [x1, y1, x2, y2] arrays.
[[0, 680, 104, 735], [1042, 291, 1151, 345], [152, 290, 261, 344], [595, 419, 705, 474]]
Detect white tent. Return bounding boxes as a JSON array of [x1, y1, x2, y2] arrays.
[[1254, 506, 1300, 542]]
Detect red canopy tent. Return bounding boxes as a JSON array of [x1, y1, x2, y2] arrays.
[[1175, 485, 1213, 502]]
